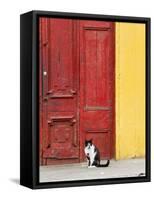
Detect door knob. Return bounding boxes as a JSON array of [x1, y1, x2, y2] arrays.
[[43, 71, 47, 76]]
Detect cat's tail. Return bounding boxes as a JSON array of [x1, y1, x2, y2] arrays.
[[97, 160, 110, 167]]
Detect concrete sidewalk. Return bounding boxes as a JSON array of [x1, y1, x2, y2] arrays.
[[39, 158, 145, 182]]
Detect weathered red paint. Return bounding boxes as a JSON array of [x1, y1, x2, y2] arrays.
[[39, 18, 115, 165], [79, 20, 115, 161]]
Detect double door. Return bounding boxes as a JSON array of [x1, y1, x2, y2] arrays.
[[39, 18, 115, 165]]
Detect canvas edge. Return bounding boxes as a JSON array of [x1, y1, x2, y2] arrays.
[[20, 11, 33, 188], [20, 10, 151, 189]]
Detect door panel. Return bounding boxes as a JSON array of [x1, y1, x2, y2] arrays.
[[47, 19, 74, 96], [79, 20, 115, 161]]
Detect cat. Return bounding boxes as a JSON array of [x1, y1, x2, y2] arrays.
[[84, 139, 110, 168]]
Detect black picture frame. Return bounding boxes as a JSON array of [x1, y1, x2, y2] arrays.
[[20, 10, 151, 189]]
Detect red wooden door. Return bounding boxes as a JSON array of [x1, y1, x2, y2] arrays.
[[39, 18, 115, 165], [39, 18, 79, 165], [79, 20, 115, 161]]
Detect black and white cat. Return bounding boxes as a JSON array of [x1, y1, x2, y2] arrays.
[[84, 139, 110, 168]]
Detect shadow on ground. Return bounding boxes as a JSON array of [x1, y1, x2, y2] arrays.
[[9, 178, 20, 185]]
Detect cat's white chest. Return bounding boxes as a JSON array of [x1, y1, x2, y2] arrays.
[[84, 145, 96, 166]]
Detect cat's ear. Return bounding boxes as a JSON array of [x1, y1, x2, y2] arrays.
[[89, 139, 93, 145], [85, 140, 88, 146]]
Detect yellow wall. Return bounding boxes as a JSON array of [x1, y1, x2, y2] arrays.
[[115, 23, 145, 159]]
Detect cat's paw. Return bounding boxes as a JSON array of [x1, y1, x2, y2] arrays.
[[88, 166, 96, 168]]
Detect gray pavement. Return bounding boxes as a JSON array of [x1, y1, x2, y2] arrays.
[[39, 158, 145, 182]]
